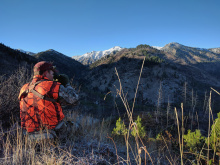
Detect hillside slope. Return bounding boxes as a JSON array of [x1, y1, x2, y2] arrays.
[[84, 44, 220, 107], [162, 42, 220, 64], [0, 43, 37, 76], [34, 49, 87, 79]]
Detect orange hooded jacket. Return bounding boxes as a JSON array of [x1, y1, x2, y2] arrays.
[[19, 75, 64, 132]]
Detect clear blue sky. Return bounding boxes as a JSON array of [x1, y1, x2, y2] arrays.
[[0, 0, 220, 57]]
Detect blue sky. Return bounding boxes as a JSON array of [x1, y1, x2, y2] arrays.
[[0, 0, 220, 57]]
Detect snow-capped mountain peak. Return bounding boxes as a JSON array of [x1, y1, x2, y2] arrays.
[[73, 46, 124, 65]]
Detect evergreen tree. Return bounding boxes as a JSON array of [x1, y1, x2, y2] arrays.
[[131, 116, 146, 138], [112, 117, 127, 136]]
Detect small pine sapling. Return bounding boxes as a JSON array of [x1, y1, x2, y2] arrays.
[[112, 117, 127, 136], [131, 115, 146, 138], [183, 129, 205, 152]]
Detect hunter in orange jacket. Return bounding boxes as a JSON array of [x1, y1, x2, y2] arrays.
[[19, 61, 78, 133]]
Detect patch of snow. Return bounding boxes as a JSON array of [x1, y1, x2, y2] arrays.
[[152, 46, 163, 50], [73, 46, 124, 61]]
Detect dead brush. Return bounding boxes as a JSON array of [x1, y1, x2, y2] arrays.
[[0, 65, 32, 127]]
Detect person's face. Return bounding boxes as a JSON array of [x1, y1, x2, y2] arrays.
[[44, 70, 54, 81]]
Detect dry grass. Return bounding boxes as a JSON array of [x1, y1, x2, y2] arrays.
[[0, 111, 114, 165]]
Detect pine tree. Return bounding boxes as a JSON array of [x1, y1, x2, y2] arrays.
[[131, 116, 146, 138], [183, 129, 205, 152], [112, 117, 127, 136]]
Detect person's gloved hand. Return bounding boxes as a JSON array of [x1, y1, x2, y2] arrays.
[[53, 72, 59, 81], [57, 74, 70, 87]]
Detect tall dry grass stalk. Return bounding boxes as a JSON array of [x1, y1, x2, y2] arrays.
[[113, 57, 154, 165], [207, 90, 212, 164], [156, 81, 162, 124], [166, 96, 170, 128], [210, 87, 220, 163], [174, 106, 183, 165]]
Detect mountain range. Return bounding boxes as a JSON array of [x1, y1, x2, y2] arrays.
[[1, 42, 220, 117], [160, 42, 220, 64], [72, 43, 220, 66]]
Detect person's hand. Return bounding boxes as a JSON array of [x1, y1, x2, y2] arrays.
[[56, 74, 70, 86]]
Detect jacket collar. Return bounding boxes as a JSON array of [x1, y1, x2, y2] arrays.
[[32, 75, 49, 83]]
